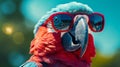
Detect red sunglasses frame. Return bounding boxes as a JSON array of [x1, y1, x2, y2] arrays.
[[42, 12, 104, 32], [88, 13, 105, 32]]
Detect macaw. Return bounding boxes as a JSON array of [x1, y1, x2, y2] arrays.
[[20, 2, 104, 67]]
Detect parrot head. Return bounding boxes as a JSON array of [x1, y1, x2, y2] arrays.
[[32, 2, 104, 57]]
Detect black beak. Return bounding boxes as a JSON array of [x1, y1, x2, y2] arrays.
[[61, 16, 88, 57]]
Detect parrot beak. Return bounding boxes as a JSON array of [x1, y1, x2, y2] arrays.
[[61, 15, 88, 57]]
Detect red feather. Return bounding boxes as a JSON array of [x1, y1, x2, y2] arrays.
[[28, 26, 96, 67]]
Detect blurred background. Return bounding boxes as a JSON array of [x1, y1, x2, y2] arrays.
[[0, 0, 120, 67]]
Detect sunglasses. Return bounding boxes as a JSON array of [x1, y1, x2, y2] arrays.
[[44, 12, 104, 32]]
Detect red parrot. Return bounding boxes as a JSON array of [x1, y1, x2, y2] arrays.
[[20, 2, 104, 67]]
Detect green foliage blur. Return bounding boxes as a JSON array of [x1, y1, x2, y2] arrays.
[[0, 0, 120, 67], [0, 0, 33, 67]]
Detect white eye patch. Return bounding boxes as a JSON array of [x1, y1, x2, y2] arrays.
[[47, 22, 56, 33]]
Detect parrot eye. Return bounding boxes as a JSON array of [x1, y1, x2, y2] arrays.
[[89, 13, 104, 32], [53, 14, 72, 31]]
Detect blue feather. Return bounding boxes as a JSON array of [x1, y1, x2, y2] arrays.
[[20, 62, 37, 67], [34, 2, 94, 35]]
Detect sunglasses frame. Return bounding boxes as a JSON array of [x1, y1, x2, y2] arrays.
[[88, 12, 105, 32], [42, 12, 104, 32]]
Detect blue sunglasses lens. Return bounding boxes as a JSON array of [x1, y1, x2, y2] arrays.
[[89, 14, 104, 32], [53, 14, 72, 30]]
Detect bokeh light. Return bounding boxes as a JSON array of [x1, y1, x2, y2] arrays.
[[0, 0, 16, 15], [2, 23, 14, 35], [20, 0, 52, 22], [12, 32, 24, 45]]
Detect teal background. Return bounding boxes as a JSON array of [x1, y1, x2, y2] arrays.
[[21, 0, 120, 56], [0, 0, 120, 67]]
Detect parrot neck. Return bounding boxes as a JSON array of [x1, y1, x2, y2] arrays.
[[29, 26, 95, 66]]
